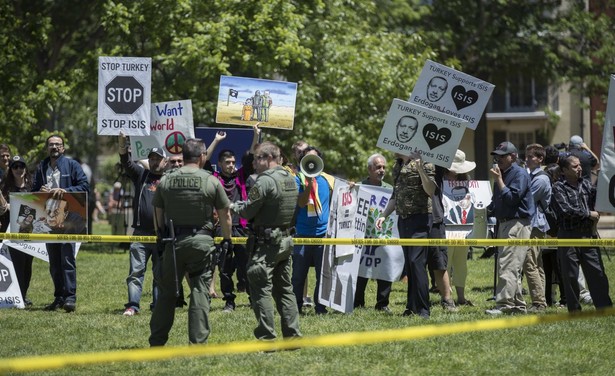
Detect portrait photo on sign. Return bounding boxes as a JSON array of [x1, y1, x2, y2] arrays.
[[409, 59, 495, 130], [376, 99, 467, 168], [9, 192, 88, 239], [215, 75, 297, 130], [441, 180, 492, 225]]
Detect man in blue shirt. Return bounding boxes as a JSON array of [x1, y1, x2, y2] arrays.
[[292, 146, 333, 315], [486, 141, 535, 315], [33, 135, 89, 313]]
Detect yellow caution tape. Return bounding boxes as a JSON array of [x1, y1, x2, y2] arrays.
[[1, 233, 615, 247], [1, 307, 613, 373]]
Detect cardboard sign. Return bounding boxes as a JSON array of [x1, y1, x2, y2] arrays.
[[97, 56, 152, 136], [129, 100, 195, 161], [409, 60, 495, 130], [0, 245, 24, 309], [376, 99, 467, 168], [442, 180, 492, 225], [215, 75, 297, 130], [9, 192, 87, 241]]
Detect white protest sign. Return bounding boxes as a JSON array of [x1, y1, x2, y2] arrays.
[[130, 100, 195, 161], [442, 180, 492, 225], [356, 185, 404, 282], [97, 56, 152, 136], [596, 75, 615, 213], [409, 59, 495, 130], [377, 99, 467, 168], [3, 221, 82, 262], [0, 245, 25, 309], [320, 179, 360, 313]]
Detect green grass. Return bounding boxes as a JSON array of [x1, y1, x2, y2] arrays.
[[2, 221, 615, 375]]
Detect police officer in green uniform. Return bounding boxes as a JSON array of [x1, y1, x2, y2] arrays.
[[149, 138, 232, 346], [232, 141, 302, 340]]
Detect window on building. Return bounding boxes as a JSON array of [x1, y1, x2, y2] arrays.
[[489, 75, 549, 113]]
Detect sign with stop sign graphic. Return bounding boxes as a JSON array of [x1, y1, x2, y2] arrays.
[[97, 56, 152, 136], [0, 245, 25, 309]]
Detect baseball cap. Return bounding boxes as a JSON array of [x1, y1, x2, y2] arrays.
[[569, 135, 583, 146], [148, 147, 166, 158], [490, 141, 518, 156], [9, 155, 27, 169]]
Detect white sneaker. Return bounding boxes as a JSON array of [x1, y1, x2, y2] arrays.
[[303, 297, 314, 307], [123, 307, 137, 316], [485, 308, 503, 316], [580, 295, 593, 305]]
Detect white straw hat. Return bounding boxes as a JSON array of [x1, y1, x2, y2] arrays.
[[449, 150, 476, 174]]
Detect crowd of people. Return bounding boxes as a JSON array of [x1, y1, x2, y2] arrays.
[[0, 132, 612, 345]]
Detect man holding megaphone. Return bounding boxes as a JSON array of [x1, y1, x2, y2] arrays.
[[292, 146, 334, 315]]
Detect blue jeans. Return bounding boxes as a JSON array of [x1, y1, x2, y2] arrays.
[[291, 237, 326, 313], [46, 243, 77, 304], [126, 237, 159, 311]]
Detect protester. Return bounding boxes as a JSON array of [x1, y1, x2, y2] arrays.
[[149, 138, 232, 346], [118, 133, 168, 316], [210, 126, 259, 312], [485, 142, 534, 315], [551, 154, 612, 312], [232, 141, 302, 340], [354, 153, 395, 313], [0, 156, 34, 306], [376, 152, 436, 318], [523, 144, 550, 312], [567, 135, 599, 181], [292, 146, 334, 315], [0, 144, 11, 185], [439, 150, 477, 308], [167, 154, 183, 170], [32, 135, 89, 312]]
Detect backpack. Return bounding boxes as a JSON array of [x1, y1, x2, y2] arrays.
[[531, 170, 558, 237]]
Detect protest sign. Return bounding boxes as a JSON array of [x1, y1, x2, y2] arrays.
[[0, 245, 24, 309], [9, 192, 87, 241], [442, 180, 492, 225], [409, 59, 495, 130], [356, 185, 404, 282], [194, 127, 256, 170], [129, 100, 195, 161], [97, 56, 152, 136], [596, 75, 615, 213], [320, 179, 359, 313], [319, 182, 403, 313], [215, 75, 297, 130], [377, 99, 467, 168]]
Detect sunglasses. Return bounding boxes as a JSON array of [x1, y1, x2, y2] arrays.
[[11, 164, 26, 170]]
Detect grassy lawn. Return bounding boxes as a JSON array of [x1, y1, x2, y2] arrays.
[[2, 221, 615, 375]]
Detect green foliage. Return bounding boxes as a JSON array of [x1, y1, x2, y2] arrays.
[[1, 230, 615, 374], [1, 0, 613, 181]]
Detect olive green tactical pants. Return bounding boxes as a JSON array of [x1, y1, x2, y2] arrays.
[[149, 234, 214, 346], [247, 235, 302, 340]]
